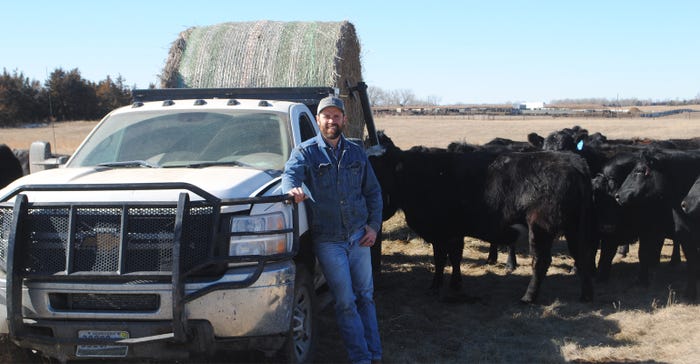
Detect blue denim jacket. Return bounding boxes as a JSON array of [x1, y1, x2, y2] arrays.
[[282, 134, 383, 243]]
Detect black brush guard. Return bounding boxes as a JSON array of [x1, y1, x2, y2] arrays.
[[1, 182, 298, 349]]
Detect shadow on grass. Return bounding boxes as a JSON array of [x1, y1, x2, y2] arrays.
[[316, 239, 691, 364]]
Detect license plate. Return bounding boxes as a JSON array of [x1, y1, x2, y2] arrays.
[[76, 330, 129, 357]]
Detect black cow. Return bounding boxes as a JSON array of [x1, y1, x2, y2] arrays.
[[0, 144, 24, 189], [592, 151, 675, 284], [447, 138, 541, 272], [369, 131, 596, 303], [545, 126, 700, 172], [616, 148, 700, 300], [543, 127, 686, 265], [681, 175, 700, 218], [484, 135, 543, 153], [542, 126, 642, 175]]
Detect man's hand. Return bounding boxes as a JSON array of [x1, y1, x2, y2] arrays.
[[288, 187, 307, 204], [360, 225, 378, 247]]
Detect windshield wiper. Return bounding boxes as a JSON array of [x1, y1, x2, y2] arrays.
[[98, 160, 159, 168], [179, 161, 250, 168]]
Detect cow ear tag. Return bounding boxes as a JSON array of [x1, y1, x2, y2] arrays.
[[576, 140, 584, 151]]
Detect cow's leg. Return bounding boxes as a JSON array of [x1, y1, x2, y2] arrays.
[[671, 211, 697, 300], [567, 230, 595, 302], [505, 224, 527, 272], [371, 228, 382, 281], [447, 237, 464, 291], [486, 243, 499, 265], [678, 238, 698, 301], [669, 240, 682, 266], [637, 234, 664, 286], [505, 243, 517, 272], [596, 239, 618, 283], [487, 242, 517, 272], [566, 238, 579, 274], [430, 242, 447, 294], [521, 225, 553, 303]]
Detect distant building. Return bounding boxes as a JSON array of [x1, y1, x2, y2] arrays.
[[517, 101, 545, 110]]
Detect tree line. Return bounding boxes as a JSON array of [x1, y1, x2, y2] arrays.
[[367, 86, 700, 108], [549, 96, 700, 108], [0, 68, 134, 126]]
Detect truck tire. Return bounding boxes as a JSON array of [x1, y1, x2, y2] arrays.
[[277, 266, 318, 363]]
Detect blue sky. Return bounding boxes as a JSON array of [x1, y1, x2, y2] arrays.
[[2, 0, 698, 104]]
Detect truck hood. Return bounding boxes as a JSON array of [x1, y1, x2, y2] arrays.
[[0, 166, 282, 203]]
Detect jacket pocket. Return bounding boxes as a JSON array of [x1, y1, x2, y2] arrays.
[[313, 163, 333, 188], [345, 160, 363, 187]]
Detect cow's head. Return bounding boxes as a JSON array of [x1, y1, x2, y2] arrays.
[[594, 152, 637, 199], [615, 149, 667, 206], [527, 132, 544, 149], [681, 176, 700, 217], [592, 155, 636, 235], [367, 131, 401, 221], [542, 126, 589, 152]]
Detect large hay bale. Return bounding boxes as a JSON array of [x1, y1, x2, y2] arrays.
[[160, 20, 366, 138]]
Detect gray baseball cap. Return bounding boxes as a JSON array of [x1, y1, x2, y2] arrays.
[[317, 96, 345, 114]]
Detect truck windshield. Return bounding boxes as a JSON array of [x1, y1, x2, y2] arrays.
[[68, 110, 291, 171]]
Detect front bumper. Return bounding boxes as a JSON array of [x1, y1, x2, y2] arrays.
[[0, 260, 295, 360]]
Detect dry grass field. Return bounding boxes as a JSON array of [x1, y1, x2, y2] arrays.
[[1, 111, 700, 363]]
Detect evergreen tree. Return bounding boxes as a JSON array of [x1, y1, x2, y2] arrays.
[[95, 75, 132, 118], [45, 68, 99, 121], [0, 69, 48, 126]]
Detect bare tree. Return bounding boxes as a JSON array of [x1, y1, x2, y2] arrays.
[[367, 86, 388, 106], [422, 94, 442, 106], [396, 89, 416, 106]]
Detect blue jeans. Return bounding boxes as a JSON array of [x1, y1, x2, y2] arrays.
[[314, 229, 382, 364]]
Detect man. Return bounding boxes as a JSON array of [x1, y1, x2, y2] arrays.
[[282, 95, 383, 364]]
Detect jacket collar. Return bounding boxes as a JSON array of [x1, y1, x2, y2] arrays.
[[315, 133, 347, 162]]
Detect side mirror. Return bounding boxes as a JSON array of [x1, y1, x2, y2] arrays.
[[29, 141, 69, 174]]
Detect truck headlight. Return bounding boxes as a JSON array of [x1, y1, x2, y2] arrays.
[[229, 212, 292, 256]]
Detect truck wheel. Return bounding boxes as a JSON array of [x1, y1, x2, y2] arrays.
[[277, 266, 318, 363]]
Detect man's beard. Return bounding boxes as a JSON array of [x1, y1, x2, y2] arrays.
[[322, 125, 342, 140]]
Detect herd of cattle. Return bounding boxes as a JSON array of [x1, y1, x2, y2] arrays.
[[365, 126, 700, 304], [2, 126, 700, 305]]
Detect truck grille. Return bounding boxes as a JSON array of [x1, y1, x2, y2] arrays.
[[0, 207, 11, 270], [0, 204, 215, 275], [49, 293, 160, 311]]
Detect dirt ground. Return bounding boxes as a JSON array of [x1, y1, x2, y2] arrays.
[[2, 112, 700, 363], [373, 112, 700, 150]]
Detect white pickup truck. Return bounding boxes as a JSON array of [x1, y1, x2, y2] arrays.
[[0, 86, 378, 363]]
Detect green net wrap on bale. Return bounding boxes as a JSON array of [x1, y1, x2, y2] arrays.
[[160, 20, 366, 139]]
